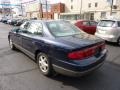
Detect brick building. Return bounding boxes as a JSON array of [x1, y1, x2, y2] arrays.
[[43, 3, 65, 19], [23, 1, 65, 19], [51, 3, 65, 13]]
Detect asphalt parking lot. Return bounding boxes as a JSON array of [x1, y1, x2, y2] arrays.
[[0, 22, 120, 90]]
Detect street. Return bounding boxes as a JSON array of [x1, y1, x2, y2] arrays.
[[0, 22, 120, 90]]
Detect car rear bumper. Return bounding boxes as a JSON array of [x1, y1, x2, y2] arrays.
[[95, 33, 117, 42], [52, 49, 107, 77], [53, 61, 104, 77]]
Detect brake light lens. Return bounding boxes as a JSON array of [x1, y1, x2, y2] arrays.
[[68, 51, 84, 60], [101, 43, 105, 50], [68, 48, 95, 60], [68, 43, 105, 60]]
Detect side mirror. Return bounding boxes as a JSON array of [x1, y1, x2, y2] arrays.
[[13, 27, 20, 33], [16, 29, 20, 33]]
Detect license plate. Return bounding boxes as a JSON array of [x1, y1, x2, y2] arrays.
[[99, 30, 106, 34]]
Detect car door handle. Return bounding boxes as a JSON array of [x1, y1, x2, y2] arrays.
[[16, 35, 20, 37], [32, 41, 45, 45]]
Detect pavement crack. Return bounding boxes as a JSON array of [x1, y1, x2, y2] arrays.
[[111, 54, 120, 62], [0, 46, 9, 51], [0, 67, 38, 76], [0, 50, 18, 58]]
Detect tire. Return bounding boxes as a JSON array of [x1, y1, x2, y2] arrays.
[[117, 37, 120, 46], [37, 52, 53, 76], [9, 38, 16, 50]]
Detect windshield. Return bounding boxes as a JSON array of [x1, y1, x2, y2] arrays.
[[46, 21, 85, 37], [98, 20, 115, 27], [117, 21, 120, 27]]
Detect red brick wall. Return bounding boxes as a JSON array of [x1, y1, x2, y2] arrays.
[[51, 3, 65, 13], [42, 12, 54, 19]]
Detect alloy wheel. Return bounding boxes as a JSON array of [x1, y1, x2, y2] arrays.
[[9, 39, 13, 49], [38, 54, 49, 73], [118, 38, 120, 46]]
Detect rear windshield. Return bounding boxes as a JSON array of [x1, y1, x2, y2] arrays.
[[46, 21, 85, 37], [98, 20, 115, 27]]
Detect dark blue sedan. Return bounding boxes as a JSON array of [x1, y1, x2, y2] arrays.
[[8, 20, 107, 77]]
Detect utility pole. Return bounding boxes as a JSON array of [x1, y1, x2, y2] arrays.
[[110, 0, 114, 15], [10, 5, 13, 18], [80, 0, 82, 19], [21, 3, 23, 16], [39, 0, 42, 19], [45, 0, 48, 19]]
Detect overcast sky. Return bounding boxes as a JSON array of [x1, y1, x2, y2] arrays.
[[0, 0, 63, 4]]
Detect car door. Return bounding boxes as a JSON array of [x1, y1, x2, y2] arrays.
[[13, 29, 22, 47], [13, 22, 30, 47], [11, 25, 26, 47], [21, 21, 43, 57]]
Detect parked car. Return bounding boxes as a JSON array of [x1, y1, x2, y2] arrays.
[[10, 19, 19, 25], [75, 20, 97, 35], [95, 19, 120, 45], [15, 19, 28, 26], [7, 19, 12, 24], [1, 18, 8, 23], [8, 20, 107, 77]]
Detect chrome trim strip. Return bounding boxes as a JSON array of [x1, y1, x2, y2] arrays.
[[14, 43, 35, 60], [52, 62, 104, 74]]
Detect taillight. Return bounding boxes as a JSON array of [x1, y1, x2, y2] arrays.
[[101, 43, 105, 50], [68, 42, 106, 60], [68, 51, 85, 60], [68, 48, 95, 60]]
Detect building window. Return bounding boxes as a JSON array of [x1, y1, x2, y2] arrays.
[[90, 13, 94, 20], [71, 5, 73, 9], [112, 12, 117, 16], [95, 2, 98, 7], [101, 12, 106, 18], [88, 3, 91, 8]]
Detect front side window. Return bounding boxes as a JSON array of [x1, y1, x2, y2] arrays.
[[46, 21, 85, 37], [20, 22, 30, 30], [98, 20, 115, 27]]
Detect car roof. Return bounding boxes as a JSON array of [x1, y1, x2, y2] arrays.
[[76, 20, 96, 22], [101, 16, 120, 21], [101, 19, 120, 21], [28, 20, 69, 23]]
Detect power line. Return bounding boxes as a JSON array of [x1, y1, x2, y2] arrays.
[[0, 4, 20, 6], [110, 0, 114, 15]]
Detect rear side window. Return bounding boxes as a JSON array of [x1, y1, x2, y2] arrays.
[[98, 20, 115, 27], [83, 21, 89, 26], [89, 21, 97, 26], [117, 21, 120, 27], [27, 22, 43, 35]]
